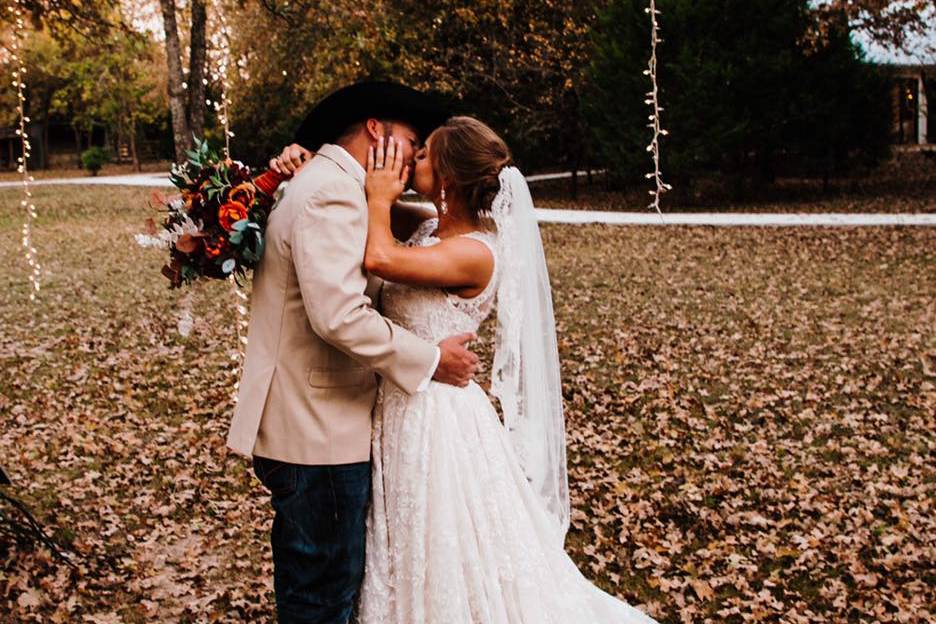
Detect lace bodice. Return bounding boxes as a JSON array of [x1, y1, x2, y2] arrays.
[[380, 218, 499, 343]]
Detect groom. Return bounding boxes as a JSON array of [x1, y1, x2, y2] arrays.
[[227, 82, 477, 623]]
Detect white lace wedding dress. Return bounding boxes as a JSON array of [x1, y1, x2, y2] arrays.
[[356, 219, 657, 624]]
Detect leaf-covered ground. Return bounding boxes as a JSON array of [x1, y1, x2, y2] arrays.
[[536, 151, 936, 214], [1, 185, 934, 623]]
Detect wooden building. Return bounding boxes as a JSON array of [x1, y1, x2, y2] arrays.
[[889, 63, 933, 148]]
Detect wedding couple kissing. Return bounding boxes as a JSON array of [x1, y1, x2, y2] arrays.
[[226, 82, 658, 624]]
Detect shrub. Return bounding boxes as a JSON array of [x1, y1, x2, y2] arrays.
[[81, 146, 109, 176]]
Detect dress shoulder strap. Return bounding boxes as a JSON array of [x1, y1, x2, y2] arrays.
[[458, 230, 497, 257], [448, 230, 499, 306]]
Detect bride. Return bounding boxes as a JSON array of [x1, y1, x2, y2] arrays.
[[356, 116, 658, 624]]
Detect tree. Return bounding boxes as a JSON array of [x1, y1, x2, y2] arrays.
[[223, 0, 388, 163], [811, 0, 934, 55], [233, 0, 601, 179], [93, 30, 166, 170], [6, 0, 121, 36], [382, 0, 601, 190], [1, 0, 167, 169], [19, 29, 68, 169], [585, 0, 892, 198], [789, 21, 891, 188], [158, 0, 207, 163]]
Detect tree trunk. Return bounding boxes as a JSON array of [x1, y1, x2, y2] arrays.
[[159, 0, 193, 163], [39, 91, 52, 170], [40, 127, 48, 170], [569, 151, 582, 200], [187, 0, 208, 142], [73, 124, 82, 165], [130, 122, 140, 172]]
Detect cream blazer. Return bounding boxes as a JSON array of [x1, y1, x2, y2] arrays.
[[227, 144, 437, 465]]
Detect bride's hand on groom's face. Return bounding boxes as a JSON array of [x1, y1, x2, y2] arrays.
[[366, 136, 410, 210], [270, 143, 313, 176]]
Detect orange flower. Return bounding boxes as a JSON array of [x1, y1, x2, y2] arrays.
[[218, 200, 249, 231], [228, 182, 256, 209], [204, 238, 227, 258]]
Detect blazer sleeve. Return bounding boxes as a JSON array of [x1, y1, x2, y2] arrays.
[[291, 177, 438, 394]]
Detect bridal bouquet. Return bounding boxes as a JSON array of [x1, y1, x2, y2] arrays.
[[136, 137, 287, 288]]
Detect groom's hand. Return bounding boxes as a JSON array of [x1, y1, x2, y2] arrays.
[[270, 143, 313, 175], [434, 333, 479, 387]]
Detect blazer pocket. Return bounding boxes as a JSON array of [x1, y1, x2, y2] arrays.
[[307, 367, 374, 388]]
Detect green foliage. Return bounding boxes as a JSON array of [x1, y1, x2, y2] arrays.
[[0, 12, 167, 168], [381, 0, 601, 171], [1, 0, 899, 184], [223, 1, 381, 164], [787, 29, 892, 178], [79, 146, 109, 175], [226, 1, 600, 170], [167, 136, 222, 190], [585, 0, 892, 194]]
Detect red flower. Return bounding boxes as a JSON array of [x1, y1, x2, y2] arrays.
[[218, 200, 249, 231], [204, 238, 228, 258]]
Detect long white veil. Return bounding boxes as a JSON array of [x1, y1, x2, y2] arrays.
[[490, 166, 570, 539]]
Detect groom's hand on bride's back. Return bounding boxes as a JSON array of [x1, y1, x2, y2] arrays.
[[270, 143, 314, 175], [434, 333, 479, 387]]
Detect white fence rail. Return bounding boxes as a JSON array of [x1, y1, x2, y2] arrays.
[[2, 173, 933, 226]]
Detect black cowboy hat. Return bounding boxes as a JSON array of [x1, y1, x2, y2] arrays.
[[293, 81, 451, 151]]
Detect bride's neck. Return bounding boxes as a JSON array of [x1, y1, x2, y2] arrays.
[[436, 205, 479, 238]]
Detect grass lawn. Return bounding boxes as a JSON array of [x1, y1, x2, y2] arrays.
[[1, 185, 934, 623], [0, 161, 174, 182]]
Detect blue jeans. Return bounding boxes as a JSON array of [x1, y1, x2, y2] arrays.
[[253, 456, 371, 624]]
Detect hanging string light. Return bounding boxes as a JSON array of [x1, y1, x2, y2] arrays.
[[230, 280, 248, 402], [9, 1, 41, 300], [208, 0, 248, 401], [207, 1, 235, 159], [644, 0, 671, 214]]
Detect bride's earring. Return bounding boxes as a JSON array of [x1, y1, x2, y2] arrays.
[[439, 187, 448, 216]]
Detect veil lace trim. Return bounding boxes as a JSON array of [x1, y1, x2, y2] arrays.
[[490, 167, 570, 538]]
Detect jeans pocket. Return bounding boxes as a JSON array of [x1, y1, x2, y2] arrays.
[[253, 457, 297, 498]]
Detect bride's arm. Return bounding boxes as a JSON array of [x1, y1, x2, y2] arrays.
[[365, 138, 492, 292], [366, 209, 492, 292]]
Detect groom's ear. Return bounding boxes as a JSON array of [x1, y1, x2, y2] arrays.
[[364, 118, 385, 143]]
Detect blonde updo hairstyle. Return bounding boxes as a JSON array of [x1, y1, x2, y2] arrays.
[[428, 116, 513, 222]]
